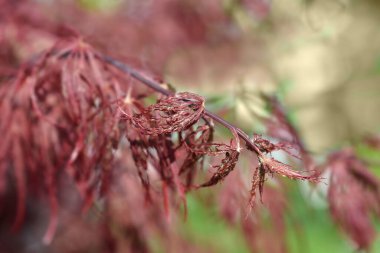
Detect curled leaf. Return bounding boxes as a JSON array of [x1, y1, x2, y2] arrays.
[[131, 92, 205, 135]]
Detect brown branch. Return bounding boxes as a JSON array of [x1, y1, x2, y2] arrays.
[[101, 55, 262, 156]]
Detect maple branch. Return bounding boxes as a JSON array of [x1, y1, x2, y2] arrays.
[[101, 55, 262, 156]]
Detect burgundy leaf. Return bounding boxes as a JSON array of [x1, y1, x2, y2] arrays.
[[200, 129, 241, 187], [130, 92, 205, 135], [326, 149, 380, 250]]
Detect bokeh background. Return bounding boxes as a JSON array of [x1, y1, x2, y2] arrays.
[[1, 0, 380, 252]]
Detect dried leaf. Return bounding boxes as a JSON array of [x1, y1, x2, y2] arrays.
[[248, 155, 318, 205], [201, 149, 240, 187], [253, 134, 301, 159], [131, 92, 205, 135]]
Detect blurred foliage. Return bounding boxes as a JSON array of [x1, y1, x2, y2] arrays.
[[1, 0, 379, 252], [165, 1, 380, 250], [178, 194, 250, 253], [166, 0, 380, 152], [177, 182, 380, 253], [73, 0, 380, 252], [78, 0, 121, 11], [356, 144, 380, 177]]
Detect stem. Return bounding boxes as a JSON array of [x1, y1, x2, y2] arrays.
[[101, 55, 262, 156], [102, 55, 172, 96]]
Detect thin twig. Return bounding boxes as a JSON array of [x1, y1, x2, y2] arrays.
[[101, 55, 262, 156]]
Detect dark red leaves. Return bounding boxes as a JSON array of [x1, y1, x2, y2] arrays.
[[218, 173, 288, 253], [326, 149, 380, 250], [2, 1, 375, 252], [263, 95, 314, 169], [243, 187, 288, 253], [260, 156, 316, 181], [130, 92, 205, 135], [125, 127, 152, 202], [249, 156, 318, 206], [244, 95, 319, 207], [0, 39, 129, 243], [183, 120, 214, 151], [200, 129, 241, 187], [253, 134, 301, 159], [201, 149, 240, 187], [179, 120, 214, 188], [0, 34, 357, 252]]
